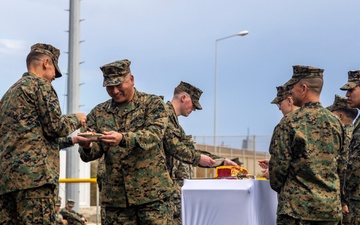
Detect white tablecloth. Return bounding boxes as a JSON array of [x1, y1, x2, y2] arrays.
[[181, 179, 278, 225]]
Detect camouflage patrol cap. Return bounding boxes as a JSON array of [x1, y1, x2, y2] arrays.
[[271, 85, 291, 104], [30, 43, 62, 78], [67, 199, 75, 207], [326, 94, 349, 112], [55, 200, 61, 206], [100, 59, 131, 87], [176, 81, 203, 110], [284, 65, 324, 87], [340, 70, 360, 90]]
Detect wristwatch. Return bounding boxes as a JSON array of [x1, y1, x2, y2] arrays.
[[67, 136, 73, 145], [119, 133, 126, 147]]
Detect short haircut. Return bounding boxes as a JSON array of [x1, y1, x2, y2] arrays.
[[336, 107, 359, 121], [174, 86, 189, 97], [26, 52, 50, 68], [300, 78, 323, 94]]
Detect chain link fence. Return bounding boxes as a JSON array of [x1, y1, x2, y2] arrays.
[[192, 135, 272, 178]]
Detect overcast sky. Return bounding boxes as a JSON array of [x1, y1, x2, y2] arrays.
[[1, 1, 360, 149]]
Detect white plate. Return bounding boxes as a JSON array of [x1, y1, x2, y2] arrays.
[[214, 158, 225, 166], [78, 133, 103, 138]]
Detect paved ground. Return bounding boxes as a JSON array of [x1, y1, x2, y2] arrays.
[[79, 206, 101, 224]]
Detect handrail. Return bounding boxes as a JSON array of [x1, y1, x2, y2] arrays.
[[59, 178, 97, 183]]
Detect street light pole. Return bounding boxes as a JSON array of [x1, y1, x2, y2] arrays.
[[213, 30, 249, 155]]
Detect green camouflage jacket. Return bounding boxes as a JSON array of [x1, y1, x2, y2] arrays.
[[78, 89, 175, 207], [345, 117, 360, 201], [59, 208, 84, 224], [164, 102, 196, 183], [0, 72, 81, 195], [269, 102, 346, 221], [344, 124, 354, 160], [341, 124, 353, 205], [163, 102, 221, 185], [55, 212, 65, 225]]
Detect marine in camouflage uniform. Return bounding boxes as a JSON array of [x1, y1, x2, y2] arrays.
[[95, 156, 106, 224], [55, 200, 67, 225], [326, 94, 358, 225], [60, 199, 86, 225], [269, 65, 346, 224], [271, 85, 299, 116], [258, 85, 300, 180], [77, 60, 204, 225], [163, 81, 237, 225], [164, 98, 194, 225], [340, 70, 360, 225], [0, 43, 85, 224]]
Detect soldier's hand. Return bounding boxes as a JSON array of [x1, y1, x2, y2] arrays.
[[258, 159, 269, 169], [342, 204, 349, 214], [223, 159, 238, 166], [73, 135, 94, 149], [81, 217, 87, 223], [199, 154, 216, 167], [98, 131, 122, 146], [261, 168, 269, 179], [75, 113, 87, 127]]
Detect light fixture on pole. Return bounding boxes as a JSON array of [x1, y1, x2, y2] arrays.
[[213, 30, 249, 155]]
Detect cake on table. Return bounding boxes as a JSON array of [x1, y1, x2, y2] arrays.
[[215, 166, 253, 179]]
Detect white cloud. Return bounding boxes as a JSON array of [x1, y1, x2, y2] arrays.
[[0, 39, 27, 56]]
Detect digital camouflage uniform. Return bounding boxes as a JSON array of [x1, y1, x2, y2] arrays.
[[55, 200, 65, 225], [326, 94, 358, 225], [344, 115, 360, 225], [343, 124, 354, 162], [60, 208, 85, 225], [55, 212, 65, 225], [96, 156, 106, 223], [269, 66, 346, 223], [340, 70, 360, 225], [78, 60, 201, 225], [0, 43, 82, 224], [164, 100, 193, 225], [341, 124, 354, 225], [164, 87, 223, 225], [269, 102, 346, 222], [163, 81, 230, 225], [79, 89, 173, 225]]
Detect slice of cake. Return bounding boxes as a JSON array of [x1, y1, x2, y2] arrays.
[[215, 166, 249, 179]]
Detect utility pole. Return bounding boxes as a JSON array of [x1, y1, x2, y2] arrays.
[[66, 0, 81, 211]]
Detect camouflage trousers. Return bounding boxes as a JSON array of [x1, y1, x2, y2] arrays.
[[65, 217, 84, 225], [347, 200, 360, 225], [101, 206, 106, 224], [342, 208, 351, 225], [277, 215, 341, 225], [102, 198, 173, 225], [171, 182, 182, 225], [0, 184, 56, 225]]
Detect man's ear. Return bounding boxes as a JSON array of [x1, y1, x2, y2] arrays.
[[338, 112, 344, 121], [42, 57, 51, 69], [287, 96, 293, 105], [302, 83, 308, 93], [180, 93, 187, 102]]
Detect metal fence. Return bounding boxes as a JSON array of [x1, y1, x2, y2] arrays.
[[192, 135, 272, 178], [193, 135, 272, 153]]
